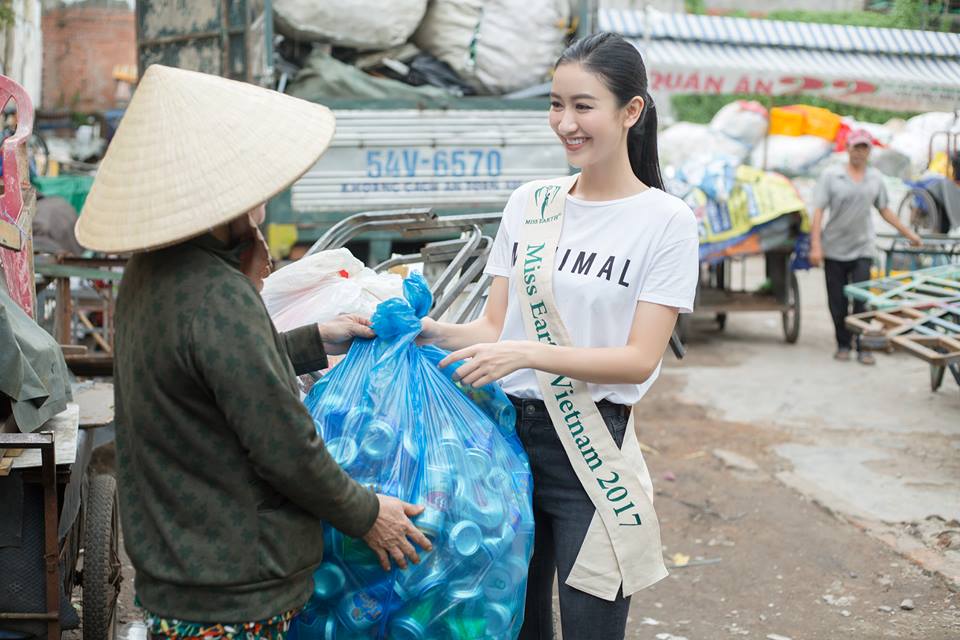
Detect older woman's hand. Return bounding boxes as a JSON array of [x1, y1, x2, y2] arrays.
[[318, 314, 376, 355]]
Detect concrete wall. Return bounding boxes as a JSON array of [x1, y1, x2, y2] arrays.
[[41, 2, 136, 111], [0, 0, 43, 106]]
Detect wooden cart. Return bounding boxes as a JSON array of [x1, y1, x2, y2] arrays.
[[679, 212, 805, 344], [687, 249, 801, 344]]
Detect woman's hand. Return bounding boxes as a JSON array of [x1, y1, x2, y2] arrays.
[[318, 315, 375, 355], [439, 340, 534, 387], [416, 317, 443, 347], [362, 495, 432, 571]]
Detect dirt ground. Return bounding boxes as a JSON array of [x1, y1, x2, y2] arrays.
[[75, 261, 959, 640], [613, 369, 959, 640], [86, 365, 959, 640], [90, 367, 958, 640]]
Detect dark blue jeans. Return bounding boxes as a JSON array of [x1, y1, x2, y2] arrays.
[[824, 257, 872, 352], [510, 396, 632, 640]]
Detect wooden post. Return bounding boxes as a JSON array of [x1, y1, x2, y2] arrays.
[[56, 275, 72, 344]]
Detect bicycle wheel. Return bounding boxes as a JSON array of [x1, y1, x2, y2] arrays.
[[898, 188, 940, 235]]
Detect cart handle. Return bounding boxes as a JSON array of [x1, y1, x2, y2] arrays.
[[0, 74, 34, 232]]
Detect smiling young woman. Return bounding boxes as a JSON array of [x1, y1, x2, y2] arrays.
[[420, 33, 700, 639]]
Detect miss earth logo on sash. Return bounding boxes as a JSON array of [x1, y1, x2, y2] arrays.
[[528, 184, 564, 224]]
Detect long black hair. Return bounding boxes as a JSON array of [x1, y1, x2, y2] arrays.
[[555, 32, 663, 191]]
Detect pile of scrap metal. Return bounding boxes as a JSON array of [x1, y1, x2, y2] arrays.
[[845, 264, 960, 392]]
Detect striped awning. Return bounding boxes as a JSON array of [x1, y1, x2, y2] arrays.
[[601, 9, 960, 112]]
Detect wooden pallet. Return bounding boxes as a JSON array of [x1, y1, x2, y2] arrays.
[[891, 333, 960, 391], [845, 300, 960, 349], [844, 265, 960, 310], [891, 334, 960, 366]]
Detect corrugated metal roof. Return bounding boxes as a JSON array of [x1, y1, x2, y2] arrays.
[[598, 9, 960, 110], [642, 37, 960, 86], [600, 9, 960, 58]]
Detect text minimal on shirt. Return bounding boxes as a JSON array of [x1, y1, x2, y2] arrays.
[[511, 242, 633, 287]]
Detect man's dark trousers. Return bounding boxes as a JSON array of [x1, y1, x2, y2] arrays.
[[824, 257, 872, 352]]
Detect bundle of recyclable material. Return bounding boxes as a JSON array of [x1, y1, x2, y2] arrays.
[[709, 100, 769, 147], [750, 135, 834, 177], [273, 0, 427, 50], [669, 163, 809, 265], [413, 0, 571, 94], [659, 122, 752, 170], [291, 273, 534, 640], [890, 111, 960, 175], [260, 249, 403, 332], [276, 0, 573, 99]]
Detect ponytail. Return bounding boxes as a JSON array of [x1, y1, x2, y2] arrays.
[[627, 96, 663, 191]]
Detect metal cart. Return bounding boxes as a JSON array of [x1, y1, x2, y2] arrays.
[[307, 207, 501, 323], [877, 232, 960, 276], [0, 385, 121, 640], [307, 207, 685, 355]]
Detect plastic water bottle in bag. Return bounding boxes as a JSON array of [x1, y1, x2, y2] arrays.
[[290, 273, 534, 640]]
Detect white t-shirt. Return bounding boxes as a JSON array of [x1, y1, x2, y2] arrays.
[[484, 181, 700, 405]]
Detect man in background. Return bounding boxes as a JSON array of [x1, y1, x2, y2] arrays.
[[809, 129, 922, 365]]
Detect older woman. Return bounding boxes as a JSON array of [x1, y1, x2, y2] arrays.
[[75, 65, 430, 640]]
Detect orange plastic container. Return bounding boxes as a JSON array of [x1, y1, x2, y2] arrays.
[[769, 106, 805, 137], [794, 105, 842, 141]]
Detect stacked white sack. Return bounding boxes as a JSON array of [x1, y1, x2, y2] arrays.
[[414, 0, 570, 95], [709, 100, 769, 148], [890, 112, 960, 176], [274, 0, 428, 50], [660, 122, 753, 169]]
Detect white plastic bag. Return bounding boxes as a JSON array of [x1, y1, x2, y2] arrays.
[[413, 0, 570, 94], [890, 112, 960, 175], [709, 100, 768, 147], [659, 122, 751, 169], [273, 0, 427, 50], [261, 249, 404, 332], [751, 135, 834, 177]]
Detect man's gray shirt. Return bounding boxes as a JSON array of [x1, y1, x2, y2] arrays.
[[812, 164, 889, 261]]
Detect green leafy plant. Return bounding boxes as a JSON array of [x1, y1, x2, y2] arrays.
[[717, 0, 948, 30], [0, 1, 15, 28], [671, 93, 920, 126], [684, 0, 706, 15]]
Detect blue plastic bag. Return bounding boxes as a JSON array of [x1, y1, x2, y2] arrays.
[[292, 273, 534, 640]]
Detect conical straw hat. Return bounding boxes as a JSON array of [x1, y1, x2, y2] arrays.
[[75, 65, 336, 253]]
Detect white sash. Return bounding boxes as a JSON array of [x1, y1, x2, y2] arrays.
[[513, 175, 668, 600]]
